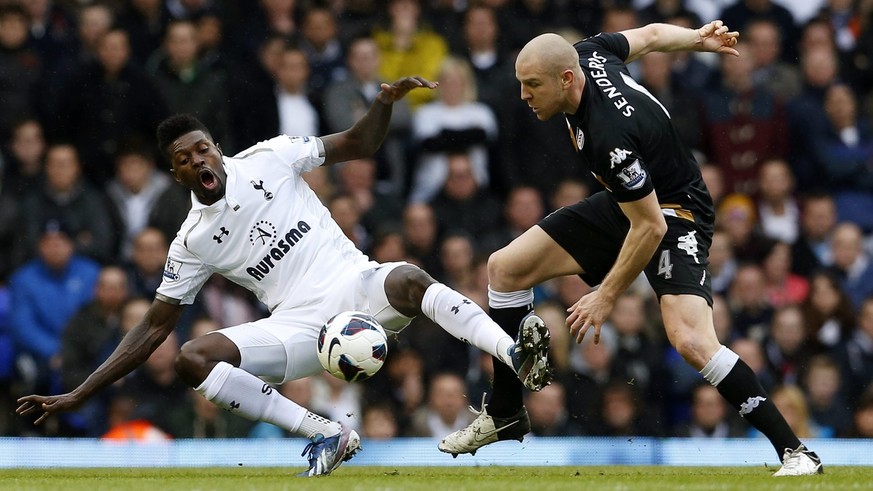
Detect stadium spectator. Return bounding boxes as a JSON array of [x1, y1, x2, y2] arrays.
[[409, 56, 498, 204], [791, 193, 837, 276], [802, 270, 856, 350], [828, 222, 873, 310], [408, 372, 473, 437], [230, 0, 298, 63], [756, 158, 800, 245], [605, 291, 667, 415], [360, 402, 400, 440], [228, 35, 285, 149], [709, 230, 738, 296], [745, 18, 802, 102], [429, 151, 502, 244], [728, 263, 773, 341], [699, 43, 789, 196], [802, 354, 851, 437], [54, 28, 168, 184], [455, 5, 514, 116], [813, 84, 873, 230], [368, 224, 407, 264], [274, 46, 319, 138], [787, 46, 840, 192], [2, 118, 45, 199], [481, 185, 546, 254], [595, 381, 663, 437], [9, 219, 100, 399], [298, 7, 346, 106], [74, 3, 114, 64], [637, 50, 701, 151], [165, 387, 256, 438], [730, 336, 777, 393], [311, 371, 363, 432], [841, 388, 873, 438], [768, 384, 822, 439], [124, 227, 169, 300], [548, 178, 589, 212], [328, 193, 368, 251], [718, 0, 799, 62], [58, 266, 129, 436], [402, 203, 441, 274], [765, 305, 814, 386], [833, 296, 873, 405], [674, 382, 747, 437], [116, 0, 168, 64], [525, 381, 582, 436], [333, 158, 403, 237], [16, 143, 118, 265], [565, 325, 619, 434], [322, 37, 412, 197], [437, 231, 476, 291], [717, 193, 769, 263], [761, 240, 809, 308], [19, 0, 77, 69], [373, 0, 448, 109], [698, 161, 726, 209], [106, 146, 172, 260], [147, 20, 234, 152], [0, 5, 41, 141], [364, 346, 427, 435]]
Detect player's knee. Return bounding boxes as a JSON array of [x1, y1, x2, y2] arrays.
[[387, 265, 435, 316], [672, 336, 710, 369], [175, 339, 213, 387], [487, 250, 525, 291]]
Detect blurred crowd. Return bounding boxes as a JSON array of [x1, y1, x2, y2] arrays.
[[1, 0, 873, 443]]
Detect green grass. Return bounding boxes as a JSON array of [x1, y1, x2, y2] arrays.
[[0, 466, 871, 491]]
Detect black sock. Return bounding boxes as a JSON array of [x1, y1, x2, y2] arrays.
[[715, 359, 801, 459], [485, 304, 531, 417]]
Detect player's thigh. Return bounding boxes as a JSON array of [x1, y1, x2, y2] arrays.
[[488, 226, 583, 291], [218, 315, 323, 384], [359, 261, 414, 335]]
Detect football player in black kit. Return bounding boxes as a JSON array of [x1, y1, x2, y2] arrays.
[[439, 20, 822, 476]]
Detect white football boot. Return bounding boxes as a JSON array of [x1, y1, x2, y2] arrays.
[[773, 444, 823, 476], [438, 394, 530, 457]]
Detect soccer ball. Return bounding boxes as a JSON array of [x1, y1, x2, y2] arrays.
[[317, 311, 388, 382]]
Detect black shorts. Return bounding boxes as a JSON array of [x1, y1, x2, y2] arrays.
[[539, 191, 714, 305]]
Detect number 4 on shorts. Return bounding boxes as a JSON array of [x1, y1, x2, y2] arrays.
[[658, 250, 673, 279]]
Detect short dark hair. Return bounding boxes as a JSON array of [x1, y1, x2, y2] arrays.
[[156, 114, 212, 160]]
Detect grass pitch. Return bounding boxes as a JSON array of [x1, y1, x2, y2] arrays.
[[0, 466, 870, 491]]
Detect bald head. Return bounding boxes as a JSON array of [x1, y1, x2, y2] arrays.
[[517, 33, 580, 77]]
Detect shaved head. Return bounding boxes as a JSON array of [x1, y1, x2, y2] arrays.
[[517, 33, 581, 78], [516, 33, 584, 120]]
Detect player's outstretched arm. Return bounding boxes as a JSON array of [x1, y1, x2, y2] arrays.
[[622, 20, 739, 63], [320, 76, 437, 166], [16, 300, 183, 425]]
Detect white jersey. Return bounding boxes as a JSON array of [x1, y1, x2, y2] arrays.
[[156, 135, 374, 312]]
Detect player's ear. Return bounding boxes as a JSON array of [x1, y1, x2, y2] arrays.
[[215, 142, 223, 155], [170, 168, 181, 183], [561, 69, 574, 88]]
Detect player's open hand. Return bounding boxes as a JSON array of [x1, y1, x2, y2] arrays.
[[16, 392, 82, 425], [566, 289, 615, 344], [377, 76, 438, 104], [697, 20, 739, 56]]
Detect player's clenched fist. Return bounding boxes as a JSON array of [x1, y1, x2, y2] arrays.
[[696, 20, 739, 56]]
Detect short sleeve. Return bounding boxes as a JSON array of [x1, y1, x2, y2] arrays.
[[576, 32, 631, 63], [601, 144, 655, 203], [241, 135, 326, 174], [155, 238, 213, 305]]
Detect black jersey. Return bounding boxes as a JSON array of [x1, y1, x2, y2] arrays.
[[565, 32, 713, 222]]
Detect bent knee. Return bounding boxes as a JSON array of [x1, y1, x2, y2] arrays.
[[487, 250, 532, 291], [386, 265, 435, 315]]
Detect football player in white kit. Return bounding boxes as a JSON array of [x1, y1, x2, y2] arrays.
[[17, 76, 553, 477]]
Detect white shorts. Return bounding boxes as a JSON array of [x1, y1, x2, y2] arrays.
[[217, 261, 413, 384]]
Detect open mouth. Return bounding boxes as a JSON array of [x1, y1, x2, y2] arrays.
[[199, 169, 217, 190]]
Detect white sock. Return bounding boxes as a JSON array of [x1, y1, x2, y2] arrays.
[[196, 361, 340, 439], [699, 345, 740, 386], [421, 283, 515, 367], [487, 287, 534, 309]]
